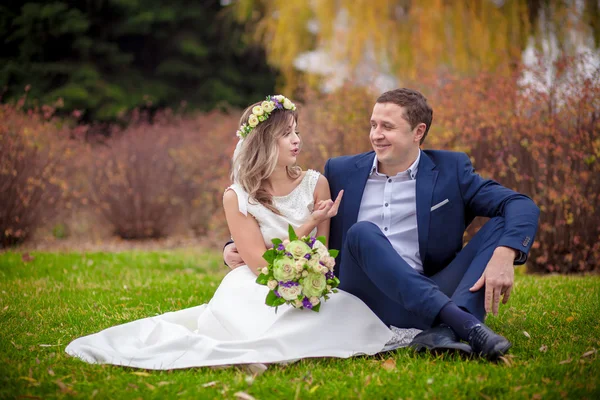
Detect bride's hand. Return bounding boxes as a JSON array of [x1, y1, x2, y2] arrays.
[[311, 190, 344, 224]]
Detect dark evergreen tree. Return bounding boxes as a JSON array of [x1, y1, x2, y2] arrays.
[[0, 0, 276, 120]]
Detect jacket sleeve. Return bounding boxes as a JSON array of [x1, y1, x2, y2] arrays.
[[457, 153, 540, 265]]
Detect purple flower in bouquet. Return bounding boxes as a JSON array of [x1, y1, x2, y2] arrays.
[[308, 237, 316, 248], [302, 297, 313, 309], [326, 271, 335, 280], [304, 254, 311, 260], [277, 243, 285, 251], [279, 280, 300, 288]]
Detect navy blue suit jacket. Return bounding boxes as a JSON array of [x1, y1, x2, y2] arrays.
[[324, 150, 540, 277]]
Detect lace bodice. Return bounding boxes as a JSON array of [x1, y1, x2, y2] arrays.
[[226, 170, 321, 245]]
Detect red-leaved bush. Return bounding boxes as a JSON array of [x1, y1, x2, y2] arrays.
[[0, 99, 73, 247], [89, 109, 235, 240], [430, 54, 600, 273]]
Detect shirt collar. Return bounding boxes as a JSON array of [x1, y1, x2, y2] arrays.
[[370, 149, 421, 180]]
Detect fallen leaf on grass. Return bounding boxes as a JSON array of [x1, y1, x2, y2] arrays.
[[157, 381, 172, 387], [566, 316, 574, 322], [19, 376, 38, 383], [47, 369, 55, 376], [144, 382, 156, 391], [539, 345, 548, 352], [309, 385, 320, 394], [55, 379, 76, 395], [131, 371, 151, 377], [22, 253, 35, 263], [498, 356, 513, 366], [234, 391, 256, 400], [202, 381, 219, 388], [559, 357, 573, 364], [381, 358, 396, 371], [581, 349, 597, 358], [522, 331, 531, 339]]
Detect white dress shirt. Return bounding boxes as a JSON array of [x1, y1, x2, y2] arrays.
[[357, 151, 423, 273]]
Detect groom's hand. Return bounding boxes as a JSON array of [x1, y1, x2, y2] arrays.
[[469, 246, 516, 316], [224, 243, 245, 269]]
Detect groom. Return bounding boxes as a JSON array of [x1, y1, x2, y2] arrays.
[[224, 88, 540, 361]]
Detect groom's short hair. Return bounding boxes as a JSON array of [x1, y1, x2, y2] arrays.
[[376, 88, 433, 144]]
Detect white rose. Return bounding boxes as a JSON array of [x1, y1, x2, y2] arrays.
[[312, 240, 329, 258], [302, 270, 309, 277], [273, 95, 285, 102], [283, 98, 294, 110], [282, 239, 290, 245], [261, 267, 269, 275], [267, 280, 278, 290], [294, 299, 303, 308], [261, 101, 275, 113], [248, 114, 259, 127], [294, 259, 305, 272], [326, 285, 332, 291], [322, 255, 336, 269], [279, 285, 303, 301], [309, 296, 320, 306], [320, 265, 329, 274], [252, 105, 264, 116]]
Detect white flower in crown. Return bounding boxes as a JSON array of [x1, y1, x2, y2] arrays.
[[262, 101, 275, 113], [273, 95, 285, 102], [252, 105, 265, 116], [283, 98, 294, 110], [248, 114, 259, 127]]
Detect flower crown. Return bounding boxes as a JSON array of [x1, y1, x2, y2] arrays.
[[236, 95, 297, 139]]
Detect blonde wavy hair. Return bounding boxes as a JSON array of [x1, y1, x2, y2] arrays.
[[232, 101, 302, 214]]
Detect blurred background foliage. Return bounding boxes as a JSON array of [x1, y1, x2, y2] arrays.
[[0, 0, 276, 121], [1, 1, 599, 273]]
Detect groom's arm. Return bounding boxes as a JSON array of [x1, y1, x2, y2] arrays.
[[458, 152, 540, 314], [457, 152, 540, 264]]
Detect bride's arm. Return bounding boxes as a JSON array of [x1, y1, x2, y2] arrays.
[[223, 189, 268, 275]]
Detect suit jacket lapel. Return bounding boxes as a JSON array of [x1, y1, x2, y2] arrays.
[[342, 153, 375, 236], [416, 152, 438, 266]]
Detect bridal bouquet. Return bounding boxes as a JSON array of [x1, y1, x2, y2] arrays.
[[255, 225, 340, 312]]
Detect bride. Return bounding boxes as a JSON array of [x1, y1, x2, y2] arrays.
[[65, 95, 418, 371]]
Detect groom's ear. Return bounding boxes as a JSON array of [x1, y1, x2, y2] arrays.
[[413, 123, 427, 143]]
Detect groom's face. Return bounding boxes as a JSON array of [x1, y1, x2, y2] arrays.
[[370, 102, 423, 174]]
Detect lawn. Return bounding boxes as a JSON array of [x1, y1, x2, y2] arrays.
[[0, 250, 598, 399]]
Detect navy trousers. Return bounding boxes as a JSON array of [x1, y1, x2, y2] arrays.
[[338, 218, 505, 329]]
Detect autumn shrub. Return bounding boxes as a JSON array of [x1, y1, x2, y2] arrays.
[[430, 54, 600, 273], [0, 99, 73, 247], [298, 86, 374, 168], [169, 110, 237, 238], [89, 109, 236, 240]]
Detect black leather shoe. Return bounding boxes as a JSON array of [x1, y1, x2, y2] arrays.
[[467, 324, 512, 361], [410, 324, 472, 355]]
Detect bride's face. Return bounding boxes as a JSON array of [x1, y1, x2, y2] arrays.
[[276, 119, 301, 167]]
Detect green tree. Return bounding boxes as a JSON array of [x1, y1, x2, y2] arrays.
[[0, 0, 276, 121]]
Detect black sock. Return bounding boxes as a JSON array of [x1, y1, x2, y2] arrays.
[[437, 302, 481, 341]]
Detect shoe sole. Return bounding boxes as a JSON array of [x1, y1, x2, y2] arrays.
[[410, 342, 473, 356]]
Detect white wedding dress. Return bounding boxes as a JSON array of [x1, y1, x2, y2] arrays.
[[66, 170, 419, 370]]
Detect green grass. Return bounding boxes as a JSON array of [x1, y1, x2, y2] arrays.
[[1, 251, 599, 399]]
